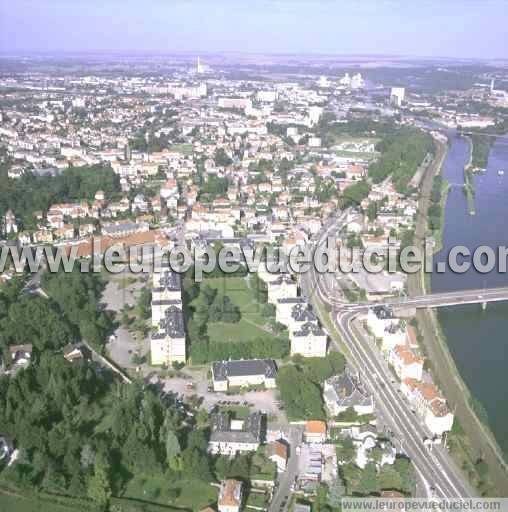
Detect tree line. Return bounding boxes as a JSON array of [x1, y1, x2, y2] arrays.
[[0, 164, 121, 231]]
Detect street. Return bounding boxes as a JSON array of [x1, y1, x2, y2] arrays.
[[301, 214, 474, 499]]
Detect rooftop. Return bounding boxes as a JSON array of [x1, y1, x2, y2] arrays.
[[218, 479, 243, 507], [210, 411, 263, 445], [305, 420, 327, 434], [324, 367, 373, 409], [212, 358, 277, 382]]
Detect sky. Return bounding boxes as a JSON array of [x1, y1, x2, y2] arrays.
[[0, 0, 507, 59]]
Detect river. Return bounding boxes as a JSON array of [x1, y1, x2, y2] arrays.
[[431, 131, 508, 457]]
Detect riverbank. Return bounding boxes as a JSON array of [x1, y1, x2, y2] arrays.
[[433, 180, 450, 254], [428, 146, 450, 255], [408, 136, 508, 496], [463, 136, 476, 215]]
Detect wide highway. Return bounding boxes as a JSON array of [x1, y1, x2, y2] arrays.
[[301, 213, 475, 498]]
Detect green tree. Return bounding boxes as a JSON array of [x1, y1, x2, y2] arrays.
[[336, 437, 356, 463], [277, 366, 324, 420], [328, 475, 346, 507], [165, 429, 182, 466], [182, 448, 213, 481], [357, 462, 379, 496], [88, 462, 112, 510]]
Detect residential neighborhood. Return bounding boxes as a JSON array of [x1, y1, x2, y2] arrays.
[[0, 45, 507, 512]]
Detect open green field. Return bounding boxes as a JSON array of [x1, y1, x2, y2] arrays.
[[0, 490, 190, 512], [169, 143, 193, 155], [0, 494, 76, 512], [122, 475, 216, 510], [332, 135, 380, 143], [334, 150, 378, 161], [193, 276, 274, 343]]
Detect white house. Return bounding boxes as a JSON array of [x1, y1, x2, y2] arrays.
[[267, 275, 298, 304], [304, 421, 327, 444], [366, 308, 406, 353], [323, 368, 375, 417], [150, 306, 186, 365], [151, 299, 183, 326], [401, 378, 454, 436], [388, 345, 424, 381], [212, 359, 277, 392], [208, 412, 263, 456], [267, 440, 288, 473], [286, 303, 318, 334], [290, 321, 327, 358]]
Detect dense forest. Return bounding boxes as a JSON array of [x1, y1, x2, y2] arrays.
[[427, 175, 445, 234], [340, 180, 371, 208], [0, 270, 113, 360], [0, 266, 290, 511], [0, 164, 121, 230], [368, 128, 435, 193], [277, 354, 346, 420], [0, 356, 212, 511]]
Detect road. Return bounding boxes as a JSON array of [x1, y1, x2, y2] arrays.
[[335, 310, 472, 498], [301, 213, 475, 499], [269, 426, 303, 512], [340, 286, 508, 311]]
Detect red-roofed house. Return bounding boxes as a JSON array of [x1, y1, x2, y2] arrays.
[[389, 345, 424, 381]]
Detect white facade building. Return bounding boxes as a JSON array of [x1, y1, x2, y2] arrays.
[[401, 378, 454, 436], [290, 321, 327, 358]]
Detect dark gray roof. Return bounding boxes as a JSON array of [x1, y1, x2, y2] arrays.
[[271, 274, 295, 286], [197, 233, 253, 248], [325, 367, 373, 409], [159, 306, 185, 338], [152, 299, 182, 307], [153, 270, 181, 292], [293, 321, 325, 337], [102, 221, 142, 236], [372, 305, 393, 319], [212, 359, 277, 382], [277, 297, 305, 305], [291, 303, 317, 323], [209, 412, 263, 445]]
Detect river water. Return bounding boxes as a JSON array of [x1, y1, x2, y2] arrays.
[[431, 131, 508, 456]]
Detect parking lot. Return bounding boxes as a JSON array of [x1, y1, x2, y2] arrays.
[[102, 271, 150, 368], [145, 368, 288, 425], [101, 270, 287, 426]]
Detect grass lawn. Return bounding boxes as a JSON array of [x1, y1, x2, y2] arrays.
[[193, 276, 275, 344], [0, 490, 193, 512], [169, 143, 193, 155], [331, 136, 381, 145], [218, 405, 251, 418], [123, 474, 217, 510], [245, 490, 269, 508], [251, 453, 277, 481], [0, 494, 77, 512], [334, 150, 378, 161]]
